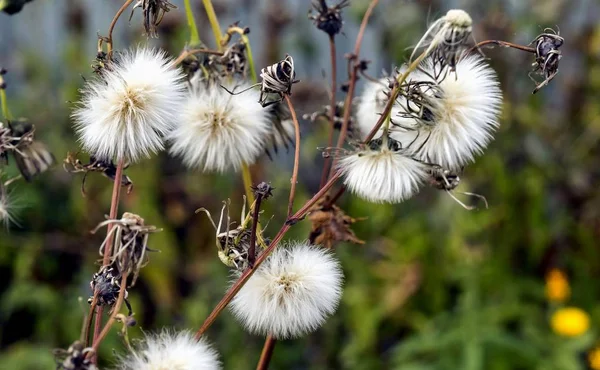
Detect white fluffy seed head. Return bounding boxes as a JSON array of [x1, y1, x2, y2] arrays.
[[229, 242, 343, 339], [390, 55, 502, 170], [338, 146, 429, 203], [169, 82, 270, 172], [115, 330, 221, 370], [444, 9, 472, 28], [72, 47, 186, 163], [0, 184, 18, 228], [356, 78, 402, 140]]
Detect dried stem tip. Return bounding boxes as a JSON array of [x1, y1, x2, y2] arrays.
[[308, 0, 349, 37]]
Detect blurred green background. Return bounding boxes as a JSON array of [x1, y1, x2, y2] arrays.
[[1, 0, 600, 369]]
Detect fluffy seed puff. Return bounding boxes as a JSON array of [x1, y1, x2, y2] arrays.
[[337, 138, 429, 204], [355, 78, 402, 140], [72, 47, 186, 163], [229, 242, 343, 339], [390, 55, 502, 170], [115, 330, 221, 370], [169, 82, 271, 172]]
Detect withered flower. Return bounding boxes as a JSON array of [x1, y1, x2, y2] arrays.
[[92, 213, 161, 286], [130, 0, 177, 37], [88, 265, 132, 315], [308, 197, 364, 248], [53, 341, 97, 370], [426, 166, 488, 210], [63, 152, 134, 195], [530, 28, 563, 93], [308, 0, 349, 37]]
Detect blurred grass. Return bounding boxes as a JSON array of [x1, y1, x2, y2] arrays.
[[1, 0, 600, 369]]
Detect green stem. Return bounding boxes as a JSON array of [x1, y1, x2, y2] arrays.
[[201, 0, 223, 50], [0, 89, 11, 120], [242, 34, 257, 83], [183, 0, 201, 45]]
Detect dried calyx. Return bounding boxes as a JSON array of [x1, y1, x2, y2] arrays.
[[130, 0, 177, 37], [88, 265, 132, 315], [530, 28, 563, 93], [308, 196, 364, 248], [308, 0, 349, 37], [63, 152, 134, 195]]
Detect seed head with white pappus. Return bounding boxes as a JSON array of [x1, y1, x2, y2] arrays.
[[391, 55, 502, 170], [337, 138, 429, 204], [356, 78, 401, 140], [169, 82, 270, 172], [115, 330, 221, 370], [72, 47, 186, 163], [229, 242, 343, 339]]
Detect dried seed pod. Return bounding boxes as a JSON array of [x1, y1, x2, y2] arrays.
[[530, 28, 563, 93], [53, 341, 97, 370], [63, 152, 133, 195], [427, 166, 488, 210], [2, 119, 54, 181], [308, 0, 349, 37], [88, 265, 132, 315], [308, 197, 364, 249], [130, 0, 177, 37]]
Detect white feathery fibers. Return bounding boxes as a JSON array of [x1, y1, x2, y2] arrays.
[[115, 330, 220, 370], [229, 242, 343, 339], [390, 55, 502, 169], [72, 47, 186, 162], [338, 146, 429, 203], [356, 78, 401, 140], [169, 82, 270, 172]]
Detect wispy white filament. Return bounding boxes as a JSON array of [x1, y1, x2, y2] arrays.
[[115, 330, 221, 370], [338, 147, 429, 203], [230, 242, 343, 339], [169, 82, 270, 172], [356, 78, 401, 140], [72, 47, 186, 162], [391, 55, 502, 169]]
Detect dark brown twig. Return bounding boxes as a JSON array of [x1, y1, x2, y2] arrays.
[[320, 34, 338, 189], [469, 39, 536, 55]]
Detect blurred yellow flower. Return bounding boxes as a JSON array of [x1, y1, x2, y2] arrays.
[[550, 307, 590, 337], [589, 346, 600, 370], [545, 269, 570, 302]]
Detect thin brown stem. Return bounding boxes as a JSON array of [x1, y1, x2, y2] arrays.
[[83, 297, 97, 347], [320, 34, 338, 189], [106, 0, 135, 57], [194, 172, 340, 340], [91, 159, 125, 356], [363, 85, 399, 142], [329, 0, 380, 178], [256, 335, 277, 370], [470, 39, 536, 55], [247, 194, 263, 268], [172, 48, 224, 66], [91, 271, 130, 352], [285, 95, 301, 218]]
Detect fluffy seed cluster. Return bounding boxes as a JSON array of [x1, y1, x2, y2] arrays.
[[73, 47, 186, 162], [169, 82, 271, 172], [391, 55, 502, 169], [338, 144, 429, 204], [230, 242, 343, 339], [356, 78, 401, 140], [115, 330, 221, 370]]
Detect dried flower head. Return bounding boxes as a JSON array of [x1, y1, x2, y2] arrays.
[[1, 120, 54, 181], [257, 55, 298, 107], [337, 138, 429, 204], [115, 330, 221, 370], [1, 0, 34, 15], [530, 28, 563, 93], [308, 0, 349, 37], [412, 9, 473, 70], [88, 265, 131, 315], [212, 41, 248, 77], [355, 78, 401, 139], [427, 166, 488, 210], [230, 242, 343, 339], [63, 152, 133, 195], [92, 212, 160, 286], [390, 55, 502, 170], [169, 82, 270, 172], [53, 341, 97, 370], [73, 47, 186, 163], [130, 0, 177, 37], [308, 197, 364, 248]]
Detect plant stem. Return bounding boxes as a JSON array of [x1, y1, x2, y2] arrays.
[[319, 34, 337, 189], [241, 163, 255, 203], [284, 95, 301, 218], [247, 191, 263, 268], [470, 39, 536, 54], [202, 0, 223, 50], [329, 0, 379, 178], [0, 87, 12, 120], [172, 48, 224, 66], [91, 159, 125, 354], [83, 297, 97, 347], [106, 0, 134, 58], [183, 0, 201, 45], [256, 335, 277, 370], [194, 172, 340, 340]]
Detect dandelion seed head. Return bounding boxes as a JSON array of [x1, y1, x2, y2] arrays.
[[169, 82, 270, 172], [73, 47, 186, 163], [391, 55, 502, 169], [229, 242, 343, 339], [338, 144, 428, 204], [115, 330, 221, 370], [444, 9, 472, 28], [356, 78, 401, 140]]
